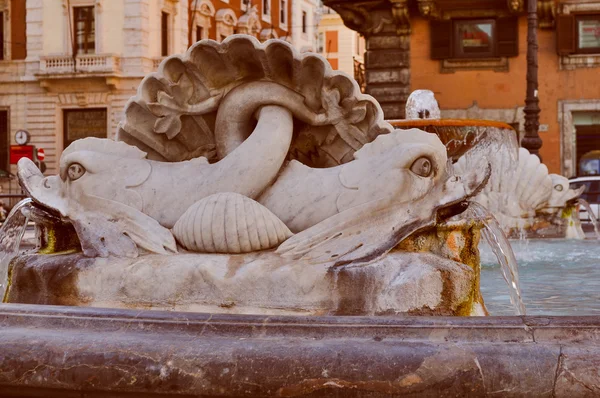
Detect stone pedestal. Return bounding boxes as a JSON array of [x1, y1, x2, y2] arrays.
[[4, 222, 486, 317]]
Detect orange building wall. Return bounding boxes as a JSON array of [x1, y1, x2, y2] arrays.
[[411, 16, 600, 174]]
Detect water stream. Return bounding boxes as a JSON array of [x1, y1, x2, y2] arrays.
[[578, 198, 600, 240], [0, 199, 33, 299], [467, 202, 526, 315]]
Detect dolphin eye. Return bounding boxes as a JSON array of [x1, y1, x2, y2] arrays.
[[554, 184, 564, 192], [67, 163, 86, 181], [410, 157, 433, 177]]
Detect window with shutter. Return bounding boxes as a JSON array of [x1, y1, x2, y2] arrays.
[[576, 15, 600, 54], [557, 15, 576, 55], [454, 19, 495, 58], [431, 17, 519, 61], [430, 20, 452, 60], [497, 17, 519, 57]]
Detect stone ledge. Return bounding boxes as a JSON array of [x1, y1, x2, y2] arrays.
[[440, 57, 509, 73], [0, 304, 599, 397]]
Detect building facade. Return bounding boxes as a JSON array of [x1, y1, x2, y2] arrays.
[[0, 0, 318, 203], [325, 0, 600, 177], [317, 4, 365, 84]]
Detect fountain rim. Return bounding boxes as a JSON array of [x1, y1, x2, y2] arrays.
[[0, 303, 597, 397], [388, 118, 516, 130]]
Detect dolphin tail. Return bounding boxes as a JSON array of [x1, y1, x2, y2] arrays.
[[276, 199, 435, 267]]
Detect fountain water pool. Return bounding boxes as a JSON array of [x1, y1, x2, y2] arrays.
[[480, 238, 600, 315]]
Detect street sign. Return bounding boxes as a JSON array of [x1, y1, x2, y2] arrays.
[[9, 145, 34, 164], [37, 148, 45, 161]]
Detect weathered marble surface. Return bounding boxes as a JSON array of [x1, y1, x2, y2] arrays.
[[6, 211, 487, 316], [455, 147, 584, 237], [12, 37, 492, 317], [1, 303, 599, 397], [6, 222, 486, 316], [401, 89, 584, 238], [405, 89, 441, 120]]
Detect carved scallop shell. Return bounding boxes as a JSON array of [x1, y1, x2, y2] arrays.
[[455, 147, 554, 215], [172, 192, 293, 253], [117, 35, 392, 167]]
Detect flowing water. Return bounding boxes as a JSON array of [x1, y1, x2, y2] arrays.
[[578, 199, 600, 240], [467, 202, 526, 315], [481, 239, 600, 315], [0, 199, 33, 299]]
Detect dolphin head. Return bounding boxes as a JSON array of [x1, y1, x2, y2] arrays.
[[535, 174, 585, 216], [337, 128, 487, 214], [278, 128, 491, 267], [18, 138, 176, 258]]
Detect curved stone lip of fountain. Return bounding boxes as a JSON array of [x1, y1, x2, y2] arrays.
[[388, 119, 516, 160], [0, 302, 596, 397]]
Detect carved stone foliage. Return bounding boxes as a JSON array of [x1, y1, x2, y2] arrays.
[[507, 0, 523, 13], [417, 0, 440, 19], [538, 0, 555, 29], [119, 35, 390, 166], [412, 0, 525, 20]]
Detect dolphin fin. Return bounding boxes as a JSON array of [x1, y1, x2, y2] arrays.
[[70, 194, 177, 258], [276, 199, 435, 267]]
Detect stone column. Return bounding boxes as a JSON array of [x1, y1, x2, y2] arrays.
[[323, 0, 411, 119]]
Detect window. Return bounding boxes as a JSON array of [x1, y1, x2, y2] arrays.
[[454, 19, 495, 58], [196, 25, 204, 42], [558, 14, 600, 56], [577, 16, 600, 52], [431, 17, 518, 60], [263, 0, 270, 15], [302, 11, 307, 34], [73, 6, 95, 55], [0, 12, 4, 60], [317, 32, 324, 53], [280, 0, 286, 25], [63, 109, 107, 149], [0, 110, 8, 173], [161, 12, 169, 56]]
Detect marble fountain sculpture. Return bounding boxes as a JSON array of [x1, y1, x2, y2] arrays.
[[396, 90, 585, 239], [3, 36, 494, 316]]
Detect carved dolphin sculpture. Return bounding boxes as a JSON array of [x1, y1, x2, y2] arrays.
[[17, 36, 491, 260], [19, 125, 489, 265], [276, 130, 491, 267]]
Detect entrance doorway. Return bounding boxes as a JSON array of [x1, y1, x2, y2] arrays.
[[574, 112, 600, 175], [63, 108, 107, 149]]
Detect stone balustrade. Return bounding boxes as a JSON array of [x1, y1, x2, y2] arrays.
[[37, 54, 121, 75]]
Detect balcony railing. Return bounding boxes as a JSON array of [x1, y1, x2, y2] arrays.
[[353, 57, 366, 93], [38, 54, 121, 76]]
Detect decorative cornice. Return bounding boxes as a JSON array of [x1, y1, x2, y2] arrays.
[[390, 0, 410, 35], [324, 0, 410, 36], [417, 0, 440, 19], [507, 0, 523, 13], [538, 0, 555, 29]]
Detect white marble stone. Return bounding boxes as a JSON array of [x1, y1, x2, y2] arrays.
[[405, 89, 441, 120], [19, 36, 489, 264]]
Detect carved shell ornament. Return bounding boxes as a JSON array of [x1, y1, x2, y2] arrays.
[[454, 147, 584, 220], [18, 35, 490, 264], [118, 35, 391, 167]]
